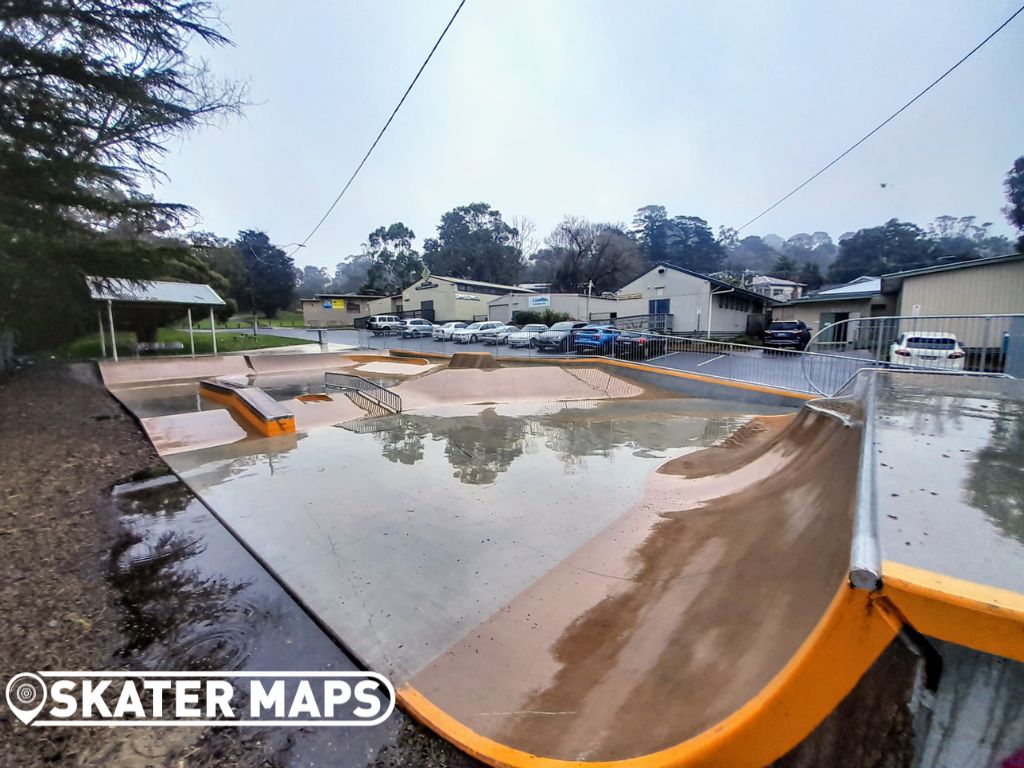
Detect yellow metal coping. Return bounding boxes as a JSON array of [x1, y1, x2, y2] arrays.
[[880, 560, 1024, 663], [398, 585, 896, 768], [395, 565, 1024, 767], [198, 380, 295, 437]]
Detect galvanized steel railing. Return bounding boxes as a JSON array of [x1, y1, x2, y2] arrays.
[[325, 372, 402, 413]]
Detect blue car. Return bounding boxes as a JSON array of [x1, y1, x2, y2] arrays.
[[572, 324, 620, 354]]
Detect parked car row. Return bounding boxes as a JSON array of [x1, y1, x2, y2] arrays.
[[365, 316, 671, 360]]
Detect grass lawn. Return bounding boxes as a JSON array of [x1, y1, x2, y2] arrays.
[[185, 309, 305, 330], [57, 327, 312, 360]]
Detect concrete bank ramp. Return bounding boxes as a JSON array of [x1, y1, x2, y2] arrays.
[[99, 355, 251, 386], [393, 366, 643, 410]]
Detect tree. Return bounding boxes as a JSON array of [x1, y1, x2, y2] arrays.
[[0, 0, 244, 349], [546, 217, 648, 294], [234, 231, 295, 318], [662, 215, 725, 274], [422, 203, 523, 285], [797, 262, 824, 290], [926, 215, 1011, 261], [357, 223, 423, 295], [328, 255, 372, 294], [828, 220, 938, 283], [772, 255, 799, 280], [721, 235, 778, 273], [631, 205, 670, 262], [296, 266, 330, 299], [1003, 156, 1024, 251]]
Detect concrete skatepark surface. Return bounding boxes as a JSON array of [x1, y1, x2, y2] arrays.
[[97, 351, 1024, 767]]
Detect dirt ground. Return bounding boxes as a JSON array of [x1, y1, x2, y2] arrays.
[[0, 363, 480, 768]]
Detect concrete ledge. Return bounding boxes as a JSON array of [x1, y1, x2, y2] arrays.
[[199, 378, 295, 437]]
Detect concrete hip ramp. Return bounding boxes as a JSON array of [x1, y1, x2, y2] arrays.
[[399, 406, 883, 766]]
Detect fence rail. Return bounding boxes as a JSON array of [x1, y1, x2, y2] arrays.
[[356, 313, 1022, 398], [325, 372, 402, 413]]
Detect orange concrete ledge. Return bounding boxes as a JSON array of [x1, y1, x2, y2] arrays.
[[199, 378, 295, 437]]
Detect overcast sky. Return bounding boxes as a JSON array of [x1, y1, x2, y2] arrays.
[[151, 1, 1024, 270]]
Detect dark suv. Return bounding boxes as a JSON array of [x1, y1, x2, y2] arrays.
[[536, 321, 589, 353], [763, 321, 811, 351]]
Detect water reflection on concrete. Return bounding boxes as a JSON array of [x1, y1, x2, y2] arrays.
[[875, 373, 1024, 593], [167, 398, 783, 680], [103, 471, 452, 767]]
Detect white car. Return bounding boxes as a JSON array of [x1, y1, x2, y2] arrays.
[[506, 323, 549, 348], [367, 315, 403, 335], [432, 322, 466, 341], [400, 318, 436, 338], [481, 325, 520, 345], [889, 332, 966, 371], [451, 321, 504, 344]]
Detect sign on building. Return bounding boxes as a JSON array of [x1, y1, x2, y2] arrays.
[[527, 295, 551, 308]]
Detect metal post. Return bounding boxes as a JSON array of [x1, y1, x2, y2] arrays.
[[982, 316, 991, 372], [187, 307, 195, 357], [209, 306, 218, 355], [106, 300, 118, 362], [97, 309, 107, 358]]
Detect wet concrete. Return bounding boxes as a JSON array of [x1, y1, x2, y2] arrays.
[[101, 471, 480, 767], [875, 372, 1024, 593], [409, 407, 859, 761], [164, 398, 782, 683]]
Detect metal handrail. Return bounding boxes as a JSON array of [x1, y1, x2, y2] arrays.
[[325, 372, 402, 413]]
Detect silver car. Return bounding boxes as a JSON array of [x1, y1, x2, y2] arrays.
[[506, 323, 549, 348]]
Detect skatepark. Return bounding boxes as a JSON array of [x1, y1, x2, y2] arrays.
[[97, 348, 1024, 767]]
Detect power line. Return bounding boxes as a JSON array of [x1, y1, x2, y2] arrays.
[[288, 0, 468, 255], [735, 3, 1024, 233]]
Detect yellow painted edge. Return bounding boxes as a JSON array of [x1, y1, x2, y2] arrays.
[[881, 560, 1024, 662], [199, 383, 295, 437], [397, 585, 896, 768], [386, 349, 814, 402]]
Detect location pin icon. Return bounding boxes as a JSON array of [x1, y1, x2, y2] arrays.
[[6, 673, 48, 725]]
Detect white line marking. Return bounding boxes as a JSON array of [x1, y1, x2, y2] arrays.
[[697, 354, 726, 367]]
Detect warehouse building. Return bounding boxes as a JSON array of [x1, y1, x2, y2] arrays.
[[396, 275, 534, 323]]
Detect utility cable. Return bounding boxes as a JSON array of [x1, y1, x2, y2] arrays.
[[736, 3, 1024, 233], [288, 0, 468, 254]]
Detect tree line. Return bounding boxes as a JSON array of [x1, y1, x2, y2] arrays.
[[299, 180, 1021, 303], [2, 1, 1021, 352]]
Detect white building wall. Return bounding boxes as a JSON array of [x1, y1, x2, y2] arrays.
[[488, 293, 620, 322], [616, 267, 710, 333]]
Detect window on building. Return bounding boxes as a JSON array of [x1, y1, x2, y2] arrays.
[[347, 301, 360, 312]]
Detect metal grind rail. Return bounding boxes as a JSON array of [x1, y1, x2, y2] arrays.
[[325, 371, 402, 413]]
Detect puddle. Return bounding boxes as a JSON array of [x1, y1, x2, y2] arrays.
[[165, 398, 791, 680], [102, 473, 420, 766]]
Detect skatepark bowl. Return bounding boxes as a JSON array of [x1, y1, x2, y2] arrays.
[[98, 350, 1024, 767]]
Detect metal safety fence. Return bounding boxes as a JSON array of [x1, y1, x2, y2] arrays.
[[355, 314, 1023, 398]]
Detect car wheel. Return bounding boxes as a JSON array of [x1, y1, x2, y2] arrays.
[[529, 338, 537, 348], [470, 334, 478, 343]]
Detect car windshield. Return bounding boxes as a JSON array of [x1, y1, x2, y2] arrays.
[[465, 323, 482, 330], [769, 322, 800, 330], [523, 325, 546, 332], [906, 337, 956, 349], [577, 329, 598, 335], [550, 322, 575, 331]]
